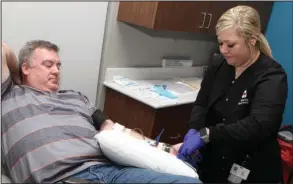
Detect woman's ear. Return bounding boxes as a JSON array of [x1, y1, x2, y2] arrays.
[[248, 37, 257, 47]]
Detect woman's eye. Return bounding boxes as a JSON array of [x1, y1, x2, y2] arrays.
[[228, 44, 235, 48]]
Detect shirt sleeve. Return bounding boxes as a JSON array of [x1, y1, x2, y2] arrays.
[[77, 92, 108, 130], [189, 54, 225, 130], [77, 92, 97, 116], [209, 67, 288, 147], [1, 69, 14, 100]]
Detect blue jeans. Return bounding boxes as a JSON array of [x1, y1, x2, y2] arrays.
[[71, 164, 202, 183]]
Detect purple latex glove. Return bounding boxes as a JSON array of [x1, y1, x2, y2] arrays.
[[177, 129, 205, 158], [177, 153, 197, 168], [177, 150, 203, 169]]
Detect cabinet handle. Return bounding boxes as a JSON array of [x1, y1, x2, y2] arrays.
[[205, 13, 212, 29], [198, 12, 206, 28]]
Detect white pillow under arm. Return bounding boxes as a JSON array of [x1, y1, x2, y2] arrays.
[[94, 130, 199, 178]]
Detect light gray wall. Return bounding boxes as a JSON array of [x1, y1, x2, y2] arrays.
[[96, 2, 217, 109]]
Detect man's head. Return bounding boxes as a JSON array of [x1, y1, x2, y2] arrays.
[[19, 40, 61, 92]]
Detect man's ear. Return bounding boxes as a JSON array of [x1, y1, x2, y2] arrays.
[[22, 63, 30, 75]]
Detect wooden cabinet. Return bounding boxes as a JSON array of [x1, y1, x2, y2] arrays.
[[152, 2, 210, 34], [117, 1, 273, 35], [104, 87, 193, 144], [206, 1, 246, 34]]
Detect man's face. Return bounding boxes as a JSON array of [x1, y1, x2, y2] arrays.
[[217, 27, 252, 67], [22, 48, 61, 92]]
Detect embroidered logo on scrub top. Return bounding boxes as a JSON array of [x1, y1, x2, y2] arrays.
[[242, 90, 247, 98], [238, 90, 249, 105]]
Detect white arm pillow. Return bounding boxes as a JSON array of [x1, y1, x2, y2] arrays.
[[94, 130, 199, 179]]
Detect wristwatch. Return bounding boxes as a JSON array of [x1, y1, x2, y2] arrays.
[[199, 127, 210, 143]]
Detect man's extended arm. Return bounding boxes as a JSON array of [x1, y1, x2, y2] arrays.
[[92, 110, 177, 154]]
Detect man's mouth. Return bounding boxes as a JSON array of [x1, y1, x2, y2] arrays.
[[50, 78, 59, 84]]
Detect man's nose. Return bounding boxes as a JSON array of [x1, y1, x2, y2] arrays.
[[51, 65, 60, 74]]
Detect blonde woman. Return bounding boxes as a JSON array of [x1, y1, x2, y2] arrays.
[[176, 5, 287, 183]]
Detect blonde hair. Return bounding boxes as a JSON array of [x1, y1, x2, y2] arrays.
[[216, 5, 273, 58]]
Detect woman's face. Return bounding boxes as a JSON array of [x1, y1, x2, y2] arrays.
[[217, 27, 252, 67]]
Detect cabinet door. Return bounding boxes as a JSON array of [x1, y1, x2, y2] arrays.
[[153, 2, 210, 33], [207, 2, 273, 35], [246, 2, 273, 33], [207, 2, 247, 35], [117, 2, 158, 29]]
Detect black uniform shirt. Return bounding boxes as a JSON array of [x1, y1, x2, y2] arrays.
[[190, 52, 287, 182], [189, 52, 288, 148]]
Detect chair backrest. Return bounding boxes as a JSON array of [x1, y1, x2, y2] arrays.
[[1, 165, 13, 183], [278, 125, 293, 184]]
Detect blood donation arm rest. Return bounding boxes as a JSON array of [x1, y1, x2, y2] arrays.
[[94, 127, 199, 179]]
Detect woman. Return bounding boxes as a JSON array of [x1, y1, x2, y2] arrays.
[[176, 5, 287, 183]]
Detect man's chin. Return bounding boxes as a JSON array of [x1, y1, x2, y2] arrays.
[[49, 84, 59, 92]]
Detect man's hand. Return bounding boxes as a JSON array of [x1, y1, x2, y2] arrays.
[[177, 129, 205, 158], [170, 143, 183, 155], [100, 119, 115, 131]]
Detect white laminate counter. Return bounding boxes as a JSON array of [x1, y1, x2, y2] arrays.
[[103, 67, 204, 109]]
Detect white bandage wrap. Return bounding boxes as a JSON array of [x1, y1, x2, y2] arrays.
[[94, 130, 199, 178]]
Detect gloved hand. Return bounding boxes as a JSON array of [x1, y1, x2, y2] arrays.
[[177, 150, 203, 169], [177, 129, 205, 158]]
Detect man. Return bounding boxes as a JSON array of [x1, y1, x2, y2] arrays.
[[1, 40, 200, 183]]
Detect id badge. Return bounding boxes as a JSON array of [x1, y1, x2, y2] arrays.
[[227, 163, 250, 183], [228, 173, 242, 183]]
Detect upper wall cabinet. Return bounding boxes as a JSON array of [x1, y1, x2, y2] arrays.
[[117, 2, 273, 36]]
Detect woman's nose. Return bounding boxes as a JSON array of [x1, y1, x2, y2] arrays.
[[220, 45, 229, 54]]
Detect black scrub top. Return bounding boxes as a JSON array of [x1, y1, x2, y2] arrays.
[[188, 52, 287, 182]]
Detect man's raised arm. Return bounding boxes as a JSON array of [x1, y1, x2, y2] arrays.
[[2, 41, 21, 85]]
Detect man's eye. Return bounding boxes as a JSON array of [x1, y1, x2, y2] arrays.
[[218, 42, 223, 46], [44, 62, 52, 67], [228, 44, 235, 48], [57, 64, 61, 69]]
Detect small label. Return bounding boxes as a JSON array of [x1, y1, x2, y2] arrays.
[[230, 163, 250, 180]]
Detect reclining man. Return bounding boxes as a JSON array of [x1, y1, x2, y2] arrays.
[[1, 40, 201, 183]]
